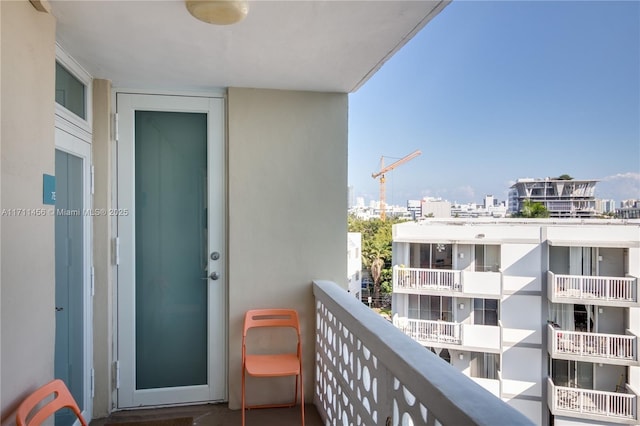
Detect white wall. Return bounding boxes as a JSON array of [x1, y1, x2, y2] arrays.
[[0, 2, 57, 425], [227, 88, 347, 409]]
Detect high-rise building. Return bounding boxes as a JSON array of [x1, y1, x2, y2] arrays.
[[391, 219, 639, 425], [508, 178, 598, 218]]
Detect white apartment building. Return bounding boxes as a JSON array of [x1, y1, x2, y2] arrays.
[[347, 232, 363, 300], [391, 219, 640, 425]]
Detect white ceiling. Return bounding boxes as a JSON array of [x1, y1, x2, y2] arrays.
[[50, 0, 449, 93]]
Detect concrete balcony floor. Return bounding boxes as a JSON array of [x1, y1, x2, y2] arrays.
[[90, 403, 322, 426]]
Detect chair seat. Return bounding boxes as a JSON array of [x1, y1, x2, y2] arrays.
[[245, 353, 300, 377]]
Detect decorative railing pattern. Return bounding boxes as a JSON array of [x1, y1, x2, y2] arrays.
[[548, 325, 637, 362], [394, 317, 462, 345], [313, 280, 534, 426], [393, 266, 461, 292], [549, 272, 638, 303], [549, 379, 637, 421]]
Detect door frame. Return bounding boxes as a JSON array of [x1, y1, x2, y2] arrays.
[[54, 44, 94, 425], [115, 92, 227, 408]]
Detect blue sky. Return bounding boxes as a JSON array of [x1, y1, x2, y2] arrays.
[[348, 0, 640, 206]]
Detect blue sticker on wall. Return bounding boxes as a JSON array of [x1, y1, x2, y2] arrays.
[[43, 174, 56, 205]]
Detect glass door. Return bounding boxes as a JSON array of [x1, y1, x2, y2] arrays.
[[54, 127, 92, 425], [117, 94, 226, 407]]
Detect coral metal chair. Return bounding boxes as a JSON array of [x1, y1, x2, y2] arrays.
[[242, 309, 304, 426], [16, 379, 88, 426]]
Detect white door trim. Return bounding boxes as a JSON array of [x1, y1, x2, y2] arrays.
[[54, 126, 94, 425], [115, 93, 227, 407]]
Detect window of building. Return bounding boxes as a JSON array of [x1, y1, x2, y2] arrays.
[[470, 352, 499, 380], [55, 61, 86, 119], [475, 245, 500, 272], [474, 298, 498, 326], [408, 295, 453, 321]]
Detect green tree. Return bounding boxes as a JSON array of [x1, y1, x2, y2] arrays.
[[348, 215, 403, 306], [555, 174, 574, 180], [516, 199, 550, 218]]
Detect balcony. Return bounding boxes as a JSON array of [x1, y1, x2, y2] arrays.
[[393, 266, 501, 298], [313, 280, 532, 425], [547, 271, 639, 307], [393, 317, 501, 352], [548, 324, 639, 366], [548, 379, 638, 424]]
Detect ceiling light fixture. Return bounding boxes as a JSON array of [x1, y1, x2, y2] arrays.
[[186, 0, 249, 25]]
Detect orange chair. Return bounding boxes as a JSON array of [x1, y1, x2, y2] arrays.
[[16, 379, 87, 426], [242, 309, 304, 426]]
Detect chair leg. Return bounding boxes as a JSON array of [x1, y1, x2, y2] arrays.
[[300, 371, 305, 426], [242, 367, 246, 426]]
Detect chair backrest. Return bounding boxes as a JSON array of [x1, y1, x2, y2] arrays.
[[243, 309, 300, 337], [16, 379, 87, 426]]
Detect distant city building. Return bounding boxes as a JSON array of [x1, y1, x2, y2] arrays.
[[348, 185, 355, 208], [617, 199, 640, 219], [451, 196, 507, 218], [421, 198, 451, 218], [407, 199, 422, 219], [595, 198, 616, 215], [508, 177, 598, 218], [347, 233, 362, 300], [391, 218, 640, 425]]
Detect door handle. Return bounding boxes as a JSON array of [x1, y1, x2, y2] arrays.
[[201, 272, 219, 281], [55, 307, 64, 312]]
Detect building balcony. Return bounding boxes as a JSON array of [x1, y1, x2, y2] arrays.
[[547, 378, 638, 424], [547, 324, 639, 366], [392, 316, 501, 353], [313, 280, 532, 425], [393, 266, 501, 298], [547, 271, 639, 307]]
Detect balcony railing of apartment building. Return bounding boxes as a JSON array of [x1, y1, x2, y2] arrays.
[[313, 280, 533, 425], [548, 271, 639, 307], [393, 317, 501, 352], [547, 324, 639, 366], [547, 378, 639, 424], [393, 266, 501, 297], [393, 317, 462, 345]]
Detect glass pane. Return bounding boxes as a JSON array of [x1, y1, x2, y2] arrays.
[[419, 295, 429, 320], [135, 111, 208, 389], [475, 245, 484, 272], [55, 62, 86, 119], [55, 150, 84, 425]]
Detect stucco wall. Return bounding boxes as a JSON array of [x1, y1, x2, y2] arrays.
[[92, 79, 113, 418], [0, 1, 56, 424], [227, 88, 348, 409]]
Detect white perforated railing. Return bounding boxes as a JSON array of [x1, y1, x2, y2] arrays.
[[549, 272, 638, 303], [313, 280, 534, 426], [548, 324, 637, 362]]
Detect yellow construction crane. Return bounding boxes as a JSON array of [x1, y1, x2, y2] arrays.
[[371, 149, 421, 221]]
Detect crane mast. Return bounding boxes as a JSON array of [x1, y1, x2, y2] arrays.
[[371, 149, 421, 221]]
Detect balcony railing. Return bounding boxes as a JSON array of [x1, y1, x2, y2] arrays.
[[548, 324, 638, 365], [548, 379, 638, 424], [313, 280, 533, 426], [394, 266, 461, 292], [548, 271, 638, 306], [393, 266, 501, 297], [393, 317, 462, 345], [394, 317, 501, 352]]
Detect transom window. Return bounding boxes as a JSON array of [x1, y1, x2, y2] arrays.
[[55, 61, 86, 120]]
